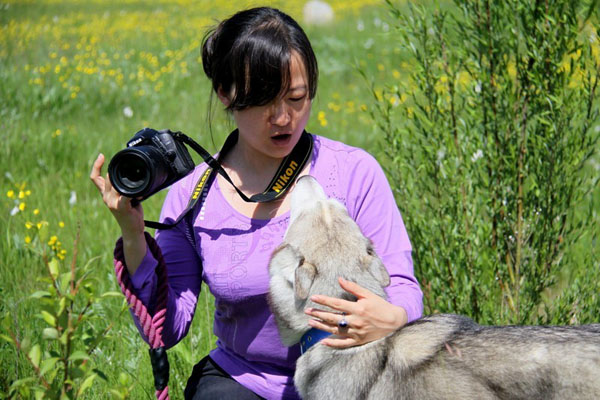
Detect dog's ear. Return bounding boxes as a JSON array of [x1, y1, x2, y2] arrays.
[[365, 244, 391, 287], [294, 261, 317, 300], [269, 243, 302, 279]]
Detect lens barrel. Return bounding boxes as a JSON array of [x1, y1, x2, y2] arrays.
[[108, 146, 169, 198]]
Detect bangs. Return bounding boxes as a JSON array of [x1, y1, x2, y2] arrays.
[[227, 25, 292, 110]]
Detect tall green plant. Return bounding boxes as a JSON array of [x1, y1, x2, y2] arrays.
[[370, 0, 600, 324], [1, 227, 129, 399]]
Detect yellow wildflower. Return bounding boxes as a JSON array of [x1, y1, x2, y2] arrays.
[[59, 221, 65, 228], [25, 221, 33, 229], [25, 236, 31, 244], [19, 202, 25, 211], [33, 209, 39, 215], [7, 190, 14, 198], [18, 191, 25, 199]]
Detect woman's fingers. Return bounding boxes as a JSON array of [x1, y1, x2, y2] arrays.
[[305, 307, 347, 326], [90, 153, 106, 192]]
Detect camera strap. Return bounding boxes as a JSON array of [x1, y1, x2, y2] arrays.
[[144, 130, 313, 229]]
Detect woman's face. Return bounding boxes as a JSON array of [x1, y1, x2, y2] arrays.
[[219, 51, 312, 161]]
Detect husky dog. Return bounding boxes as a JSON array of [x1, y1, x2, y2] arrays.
[[268, 176, 600, 400]]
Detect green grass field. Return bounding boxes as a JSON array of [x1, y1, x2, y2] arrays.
[[2, 0, 599, 397], [0, 0, 419, 397]]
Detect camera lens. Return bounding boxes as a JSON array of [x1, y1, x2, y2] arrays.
[[108, 146, 169, 198], [116, 153, 149, 190]]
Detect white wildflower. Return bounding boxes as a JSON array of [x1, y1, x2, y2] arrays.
[[471, 149, 484, 162], [303, 0, 334, 26], [10, 206, 19, 216], [123, 106, 133, 118], [364, 38, 374, 49], [437, 148, 446, 163], [357, 20, 365, 32], [475, 82, 482, 93], [69, 191, 77, 206]]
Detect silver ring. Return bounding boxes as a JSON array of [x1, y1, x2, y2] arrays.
[[338, 312, 348, 328]]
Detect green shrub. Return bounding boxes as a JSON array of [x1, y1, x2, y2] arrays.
[[369, 0, 600, 324]]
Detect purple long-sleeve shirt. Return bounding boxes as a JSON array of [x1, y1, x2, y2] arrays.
[[120, 134, 423, 399]]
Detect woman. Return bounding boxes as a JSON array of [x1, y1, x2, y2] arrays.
[[90, 7, 422, 400]]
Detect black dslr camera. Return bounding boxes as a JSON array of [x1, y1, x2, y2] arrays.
[[108, 128, 195, 201]]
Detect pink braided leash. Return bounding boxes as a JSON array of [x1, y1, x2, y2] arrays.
[[114, 232, 170, 400]]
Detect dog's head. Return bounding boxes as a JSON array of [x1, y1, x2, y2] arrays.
[[268, 175, 390, 346]]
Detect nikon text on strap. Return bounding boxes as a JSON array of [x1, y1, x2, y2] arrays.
[[143, 129, 313, 230]]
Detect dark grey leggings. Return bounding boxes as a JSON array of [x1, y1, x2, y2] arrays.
[[184, 356, 264, 400]]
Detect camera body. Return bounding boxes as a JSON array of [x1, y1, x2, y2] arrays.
[[108, 128, 195, 201]]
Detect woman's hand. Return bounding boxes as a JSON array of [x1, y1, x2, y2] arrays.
[[89, 153, 145, 236], [304, 277, 408, 348]]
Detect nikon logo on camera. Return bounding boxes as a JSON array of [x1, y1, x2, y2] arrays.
[[271, 160, 299, 193]]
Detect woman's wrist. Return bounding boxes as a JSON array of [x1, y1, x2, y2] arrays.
[[392, 305, 409, 330], [121, 230, 147, 275]]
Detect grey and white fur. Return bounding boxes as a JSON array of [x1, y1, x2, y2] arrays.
[[268, 175, 600, 400]]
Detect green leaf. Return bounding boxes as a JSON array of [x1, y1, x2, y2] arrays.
[[39, 357, 60, 376], [77, 373, 97, 396], [57, 296, 67, 317], [30, 291, 51, 299], [118, 372, 130, 386], [28, 344, 41, 368], [101, 291, 124, 298], [108, 389, 125, 400], [48, 258, 59, 280], [34, 389, 45, 400], [93, 368, 109, 381], [60, 271, 72, 294], [68, 350, 89, 362], [40, 310, 56, 327], [0, 333, 14, 344], [42, 327, 59, 340]]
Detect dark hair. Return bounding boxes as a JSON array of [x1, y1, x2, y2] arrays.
[[202, 7, 318, 111]]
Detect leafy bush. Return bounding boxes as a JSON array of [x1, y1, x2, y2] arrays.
[[369, 0, 600, 324]]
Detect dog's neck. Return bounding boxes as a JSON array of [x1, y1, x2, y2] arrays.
[[300, 328, 331, 354]]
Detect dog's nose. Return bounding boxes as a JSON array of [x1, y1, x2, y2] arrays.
[[289, 176, 327, 225], [293, 176, 326, 203]]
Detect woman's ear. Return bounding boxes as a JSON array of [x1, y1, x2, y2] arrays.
[[217, 87, 231, 107]]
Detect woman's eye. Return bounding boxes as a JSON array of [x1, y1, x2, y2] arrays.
[[289, 95, 306, 102]]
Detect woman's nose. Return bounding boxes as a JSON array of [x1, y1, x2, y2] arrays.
[[270, 101, 291, 126]]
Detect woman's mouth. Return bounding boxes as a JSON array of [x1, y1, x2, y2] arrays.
[[271, 134, 292, 146]]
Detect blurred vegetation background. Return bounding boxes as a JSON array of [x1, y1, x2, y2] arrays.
[[1, 0, 598, 398]]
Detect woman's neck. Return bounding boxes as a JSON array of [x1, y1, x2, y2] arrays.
[[221, 138, 283, 193]]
